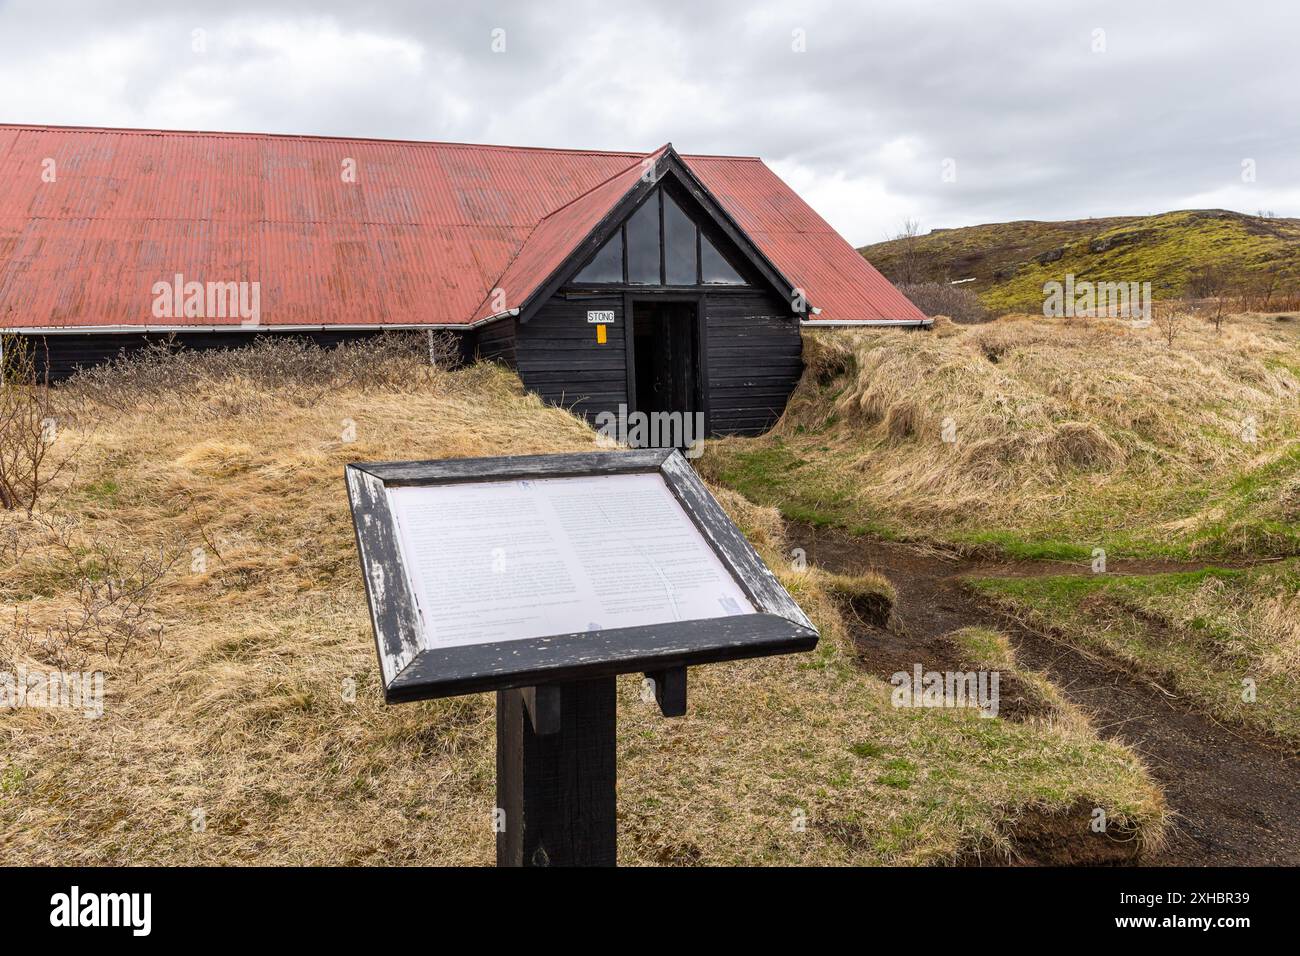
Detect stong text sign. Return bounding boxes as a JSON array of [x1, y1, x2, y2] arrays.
[[345, 449, 817, 702]]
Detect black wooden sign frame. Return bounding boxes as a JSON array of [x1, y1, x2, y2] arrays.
[[346, 448, 818, 704]]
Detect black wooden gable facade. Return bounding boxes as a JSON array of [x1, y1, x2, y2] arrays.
[[474, 157, 805, 437]]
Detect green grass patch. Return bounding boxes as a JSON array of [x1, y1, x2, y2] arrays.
[[700, 439, 895, 537], [850, 740, 885, 759], [81, 477, 121, 502], [971, 563, 1300, 744], [954, 531, 1094, 562]]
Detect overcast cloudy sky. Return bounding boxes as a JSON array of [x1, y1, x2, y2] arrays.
[[1, 0, 1295, 245]]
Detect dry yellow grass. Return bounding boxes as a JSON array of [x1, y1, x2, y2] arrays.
[[704, 313, 1300, 558], [946, 626, 1092, 737], [1, 346, 1166, 864], [973, 561, 1300, 744]]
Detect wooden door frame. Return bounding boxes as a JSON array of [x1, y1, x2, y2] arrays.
[[623, 291, 709, 436]]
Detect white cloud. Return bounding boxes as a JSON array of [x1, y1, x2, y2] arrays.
[[0, 0, 1295, 241], [772, 160, 921, 245]]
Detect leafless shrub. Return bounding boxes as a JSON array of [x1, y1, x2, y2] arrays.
[[0, 512, 31, 567], [62, 331, 460, 417], [5, 514, 180, 669], [0, 335, 91, 514], [1185, 263, 1228, 301], [1246, 269, 1280, 313], [1153, 302, 1190, 346], [891, 218, 925, 286], [900, 282, 990, 324], [1185, 265, 1235, 332]]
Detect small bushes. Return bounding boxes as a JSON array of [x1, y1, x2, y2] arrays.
[[899, 282, 990, 324], [62, 331, 459, 416]]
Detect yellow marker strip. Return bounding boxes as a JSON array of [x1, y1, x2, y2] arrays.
[[596, 324, 607, 344]]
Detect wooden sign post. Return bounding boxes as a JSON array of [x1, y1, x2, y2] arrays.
[[346, 449, 817, 866], [497, 679, 617, 866]]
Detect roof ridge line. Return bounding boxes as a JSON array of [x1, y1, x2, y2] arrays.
[[532, 145, 667, 223], [0, 124, 764, 161], [0, 122, 668, 157], [466, 147, 668, 319]]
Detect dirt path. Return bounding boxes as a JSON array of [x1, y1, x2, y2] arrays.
[[789, 523, 1300, 866]]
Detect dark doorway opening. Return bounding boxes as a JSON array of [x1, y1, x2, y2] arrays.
[[632, 300, 699, 420]]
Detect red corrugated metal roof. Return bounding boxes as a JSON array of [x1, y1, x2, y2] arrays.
[[471, 146, 670, 323], [686, 156, 927, 324], [0, 124, 923, 330]]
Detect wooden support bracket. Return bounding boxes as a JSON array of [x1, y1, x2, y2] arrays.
[[644, 666, 688, 718], [522, 684, 562, 736]]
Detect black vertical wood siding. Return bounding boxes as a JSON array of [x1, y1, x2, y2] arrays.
[[703, 290, 802, 436], [513, 293, 628, 424], [472, 318, 518, 367], [510, 288, 800, 437]]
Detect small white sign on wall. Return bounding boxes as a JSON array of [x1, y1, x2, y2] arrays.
[[587, 310, 615, 324]]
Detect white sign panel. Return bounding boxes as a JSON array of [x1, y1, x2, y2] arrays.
[[586, 310, 615, 324], [387, 472, 754, 649]]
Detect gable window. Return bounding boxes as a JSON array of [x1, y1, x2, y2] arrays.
[[701, 233, 745, 284], [573, 230, 624, 283], [626, 197, 661, 285], [569, 186, 750, 287], [663, 194, 698, 285]]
